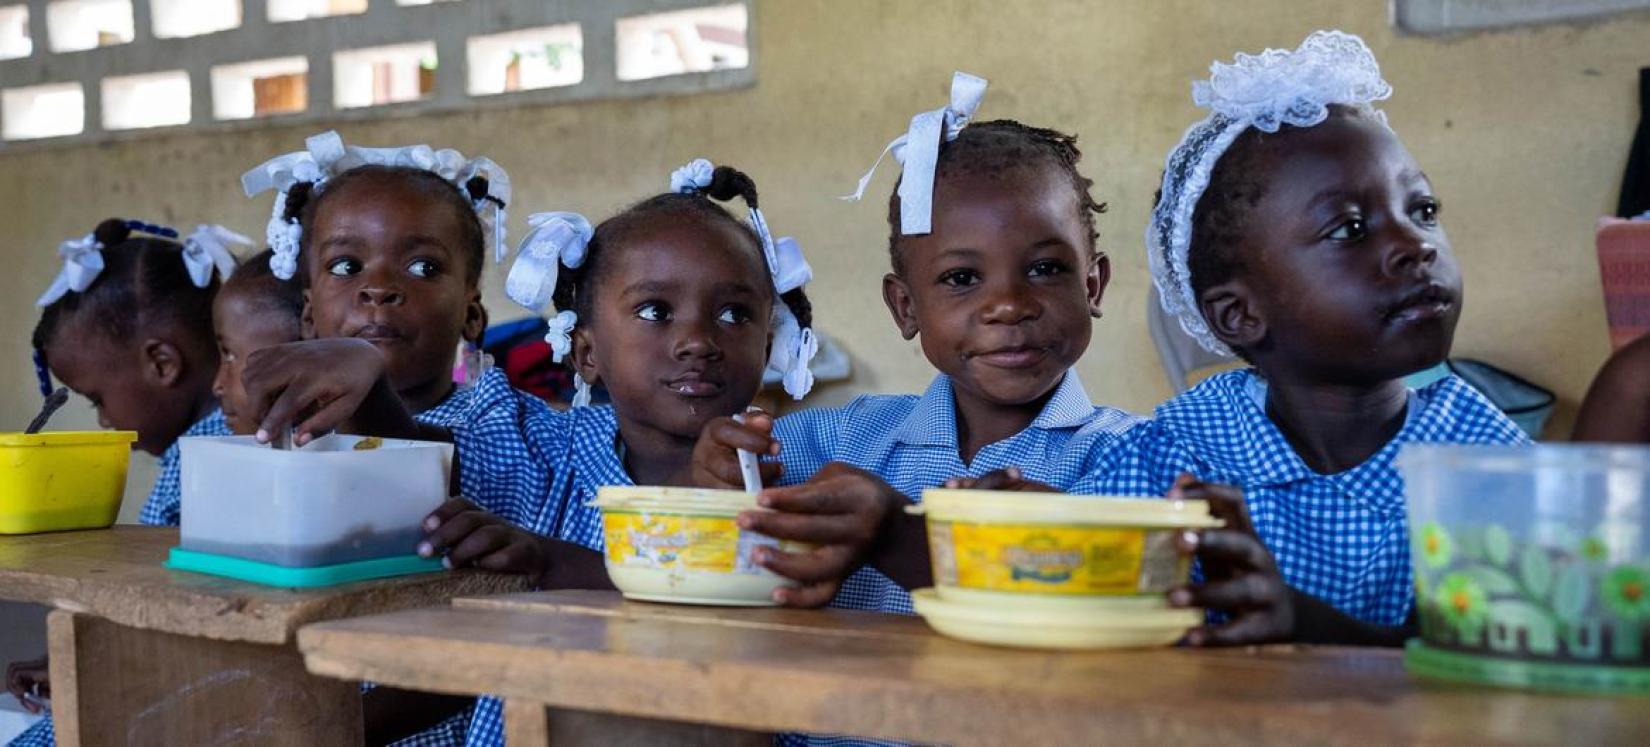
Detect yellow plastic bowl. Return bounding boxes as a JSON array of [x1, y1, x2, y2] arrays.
[[591, 486, 810, 606], [914, 489, 1221, 609], [0, 431, 137, 534], [912, 588, 1198, 649]]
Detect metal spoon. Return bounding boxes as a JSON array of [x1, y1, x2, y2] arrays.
[[25, 388, 69, 435]]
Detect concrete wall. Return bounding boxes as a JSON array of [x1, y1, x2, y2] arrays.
[[3, 1, 1649, 517]]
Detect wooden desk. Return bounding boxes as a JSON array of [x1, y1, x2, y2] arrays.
[[299, 590, 1650, 746], [0, 527, 526, 746]]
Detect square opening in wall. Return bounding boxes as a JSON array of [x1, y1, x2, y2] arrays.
[[46, 0, 135, 52], [334, 41, 437, 109], [467, 24, 582, 96], [616, 3, 747, 82], [2, 82, 84, 141], [152, 0, 240, 39], [212, 56, 307, 120], [269, 0, 366, 23], [0, 5, 31, 60], [102, 70, 191, 130]]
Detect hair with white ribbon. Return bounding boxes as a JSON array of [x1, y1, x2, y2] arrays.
[[181, 224, 252, 289], [1148, 30, 1391, 355], [842, 71, 989, 236], [242, 130, 513, 280], [36, 220, 228, 307], [37, 232, 107, 308], [507, 211, 594, 366]]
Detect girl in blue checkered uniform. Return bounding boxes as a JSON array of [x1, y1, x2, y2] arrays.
[[1076, 31, 1531, 647], [693, 73, 1141, 621], [11, 218, 241, 747]]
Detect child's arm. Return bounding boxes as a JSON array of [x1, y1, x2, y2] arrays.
[[419, 498, 612, 590], [241, 339, 446, 445], [1574, 334, 1650, 442], [735, 462, 913, 607], [1170, 476, 1410, 647]]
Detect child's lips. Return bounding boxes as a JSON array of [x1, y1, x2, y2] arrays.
[[972, 345, 1052, 369], [353, 324, 406, 344], [665, 372, 724, 397]]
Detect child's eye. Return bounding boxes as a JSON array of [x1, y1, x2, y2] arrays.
[[1327, 218, 1367, 241], [407, 259, 439, 278], [939, 269, 981, 287], [636, 302, 671, 322], [718, 305, 753, 325], [326, 258, 363, 277], [1410, 199, 1441, 227], [1028, 259, 1069, 278]]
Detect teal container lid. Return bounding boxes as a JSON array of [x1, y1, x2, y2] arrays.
[[166, 547, 444, 588], [1405, 640, 1650, 696]]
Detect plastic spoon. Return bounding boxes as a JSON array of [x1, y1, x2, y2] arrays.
[[24, 388, 69, 435], [730, 410, 763, 494]]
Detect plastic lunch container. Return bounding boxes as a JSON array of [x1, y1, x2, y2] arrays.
[[1399, 444, 1650, 695], [591, 486, 809, 606], [914, 489, 1220, 607], [0, 431, 136, 535], [167, 434, 452, 587]]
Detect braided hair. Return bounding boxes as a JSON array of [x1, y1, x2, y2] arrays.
[[279, 165, 492, 287], [34, 218, 219, 362], [552, 164, 813, 334], [887, 119, 1108, 274]]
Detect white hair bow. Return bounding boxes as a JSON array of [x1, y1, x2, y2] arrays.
[[670, 158, 716, 194], [543, 309, 578, 364], [768, 302, 819, 400], [841, 71, 988, 235], [181, 224, 252, 288], [36, 233, 105, 307], [506, 212, 593, 313]]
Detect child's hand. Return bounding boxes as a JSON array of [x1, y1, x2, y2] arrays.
[[942, 466, 1058, 492], [5, 657, 49, 714], [420, 498, 614, 591], [1165, 474, 1295, 646], [737, 462, 909, 608], [241, 339, 399, 445], [691, 411, 784, 489]]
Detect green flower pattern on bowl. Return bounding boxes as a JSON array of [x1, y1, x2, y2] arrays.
[[1414, 522, 1648, 664]]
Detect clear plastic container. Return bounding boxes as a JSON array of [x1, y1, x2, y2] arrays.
[[913, 489, 1219, 610], [0, 431, 136, 534], [1399, 444, 1650, 694], [178, 434, 452, 568], [591, 486, 809, 606]]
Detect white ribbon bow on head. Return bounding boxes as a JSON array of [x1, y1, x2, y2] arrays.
[[462, 157, 514, 263], [507, 212, 593, 313], [670, 158, 716, 194], [181, 224, 252, 288], [841, 71, 988, 235], [769, 236, 812, 294], [242, 131, 349, 280], [36, 233, 105, 307], [767, 302, 819, 400], [543, 309, 579, 364]]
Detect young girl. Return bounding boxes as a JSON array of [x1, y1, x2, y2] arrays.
[[11, 218, 242, 747], [243, 158, 816, 747], [1573, 333, 1650, 442], [236, 131, 513, 747], [212, 248, 304, 435], [693, 73, 1140, 614], [1079, 31, 1530, 646]]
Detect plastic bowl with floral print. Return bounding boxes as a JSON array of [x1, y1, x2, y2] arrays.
[[1398, 444, 1650, 695]]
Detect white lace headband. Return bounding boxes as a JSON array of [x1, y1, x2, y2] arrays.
[[1147, 30, 1391, 354], [842, 71, 988, 235], [36, 221, 247, 307], [241, 130, 513, 280]]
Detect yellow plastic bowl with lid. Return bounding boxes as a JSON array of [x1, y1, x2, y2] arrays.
[[591, 486, 810, 606], [0, 431, 137, 535], [913, 489, 1222, 609]]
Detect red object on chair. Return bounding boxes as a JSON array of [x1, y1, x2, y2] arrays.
[[1597, 217, 1650, 350]]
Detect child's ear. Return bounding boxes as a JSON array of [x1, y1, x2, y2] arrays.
[[138, 339, 185, 388], [569, 326, 600, 387], [1199, 280, 1265, 351], [1087, 253, 1111, 319], [463, 289, 486, 344], [882, 273, 920, 340], [300, 289, 316, 340]]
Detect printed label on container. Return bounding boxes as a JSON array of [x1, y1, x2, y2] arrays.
[[934, 520, 1186, 595], [604, 511, 776, 576]]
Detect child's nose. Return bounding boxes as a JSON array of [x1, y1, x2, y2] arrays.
[[357, 286, 405, 306], [672, 322, 723, 360], [1383, 232, 1439, 278], [979, 281, 1041, 324]]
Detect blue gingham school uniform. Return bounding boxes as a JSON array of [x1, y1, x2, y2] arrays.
[[135, 408, 232, 527], [449, 371, 618, 747], [1078, 368, 1531, 626], [769, 370, 1141, 617]]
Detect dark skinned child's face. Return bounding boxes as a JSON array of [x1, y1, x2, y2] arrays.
[[213, 289, 301, 435], [571, 216, 773, 444], [883, 168, 1106, 411], [1201, 114, 1460, 385], [303, 176, 485, 400], [46, 320, 206, 456]]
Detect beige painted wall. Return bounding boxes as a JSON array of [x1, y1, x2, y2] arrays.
[[2, 1, 1648, 515]]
